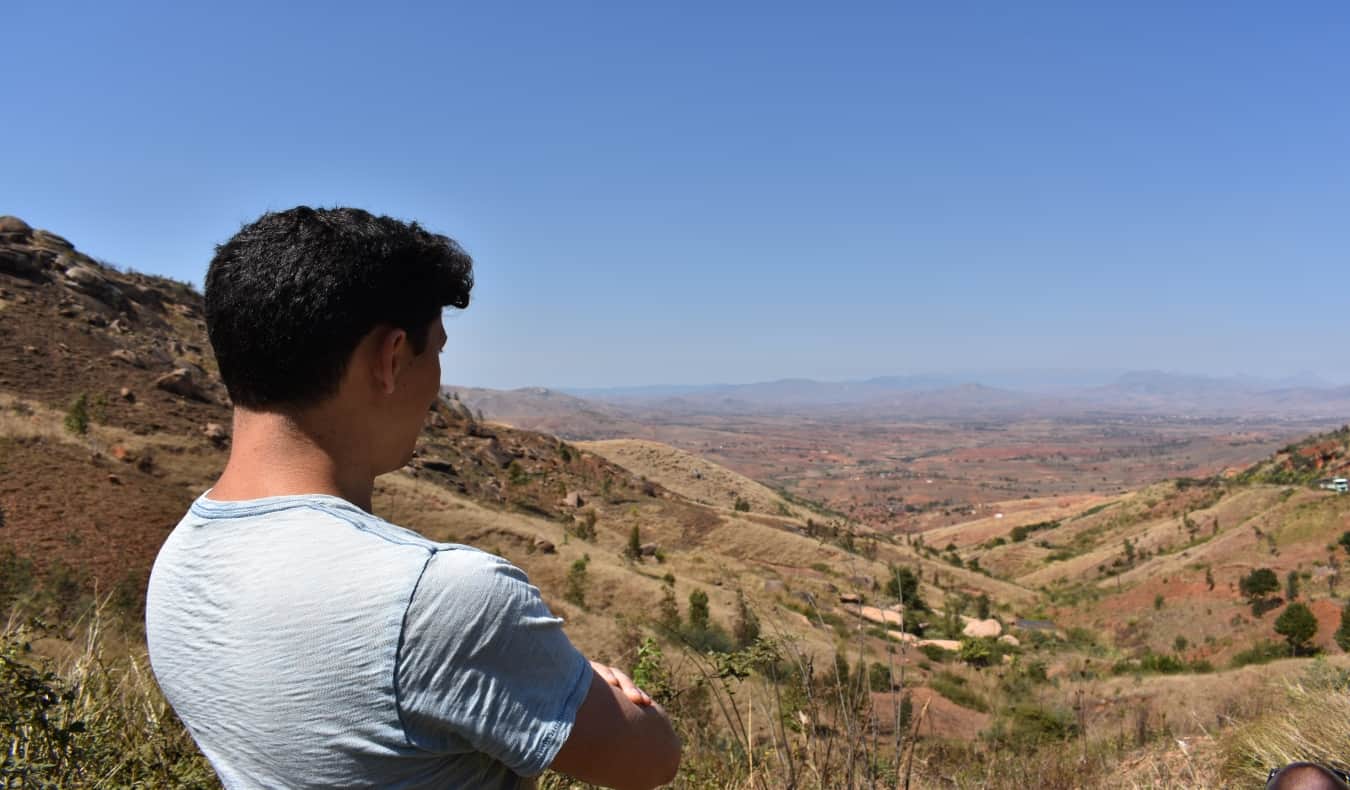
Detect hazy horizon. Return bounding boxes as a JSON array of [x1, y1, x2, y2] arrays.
[[449, 367, 1349, 396]]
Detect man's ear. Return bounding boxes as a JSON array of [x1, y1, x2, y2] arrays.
[[373, 326, 409, 395]]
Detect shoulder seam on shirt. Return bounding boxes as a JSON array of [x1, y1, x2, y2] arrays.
[[299, 505, 436, 549], [393, 548, 439, 748]]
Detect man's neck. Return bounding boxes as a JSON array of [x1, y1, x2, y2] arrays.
[[208, 407, 376, 512]]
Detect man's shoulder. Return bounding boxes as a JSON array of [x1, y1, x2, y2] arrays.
[[175, 492, 455, 553]]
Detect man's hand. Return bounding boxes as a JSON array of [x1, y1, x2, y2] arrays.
[[590, 661, 653, 707], [550, 662, 681, 789]]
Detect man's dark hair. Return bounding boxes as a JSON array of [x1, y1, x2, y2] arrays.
[[1268, 763, 1350, 790], [205, 206, 473, 408]]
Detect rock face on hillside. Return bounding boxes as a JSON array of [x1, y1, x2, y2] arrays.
[[0, 216, 229, 425]]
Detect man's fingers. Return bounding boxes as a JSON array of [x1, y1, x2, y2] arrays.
[[591, 661, 653, 706], [609, 666, 653, 706]]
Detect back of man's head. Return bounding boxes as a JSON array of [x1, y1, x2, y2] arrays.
[[205, 206, 473, 410], [1268, 762, 1350, 790]]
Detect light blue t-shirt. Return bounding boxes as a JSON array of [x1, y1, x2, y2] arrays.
[[145, 493, 592, 789]]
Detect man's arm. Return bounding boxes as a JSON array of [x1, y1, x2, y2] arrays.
[[548, 664, 681, 790]]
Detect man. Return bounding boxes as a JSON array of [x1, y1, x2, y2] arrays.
[[146, 207, 680, 789]]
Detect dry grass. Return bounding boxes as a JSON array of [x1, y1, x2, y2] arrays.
[[1220, 658, 1350, 786], [1, 605, 217, 788], [578, 439, 810, 519]]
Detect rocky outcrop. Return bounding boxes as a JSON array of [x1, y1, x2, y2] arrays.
[[961, 618, 1003, 639], [154, 368, 212, 402]]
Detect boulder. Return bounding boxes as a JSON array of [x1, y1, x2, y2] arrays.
[[562, 491, 585, 508], [962, 618, 1003, 639], [31, 229, 74, 252], [915, 639, 961, 652], [0, 247, 48, 281], [118, 387, 135, 403], [852, 605, 903, 627], [483, 439, 513, 468], [998, 634, 1021, 647], [154, 368, 212, 402], [63, 263, 126, 309], [202, 422, 229, 447], [639, 542, 660, 557], [444, 397, 474, 422], [417, 458, 455, 475], [122, 282, 164, 309], [839, 592, 863, 605], [532, 537, 556, 554], [109, 349, 144, 368], [0, 216, 32, 240]]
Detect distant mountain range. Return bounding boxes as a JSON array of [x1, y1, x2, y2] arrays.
[[448, 370, 1350, 430]]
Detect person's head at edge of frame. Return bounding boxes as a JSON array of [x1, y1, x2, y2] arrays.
[[1267, 762, 1350, 790], [204, 206, 473, 476]]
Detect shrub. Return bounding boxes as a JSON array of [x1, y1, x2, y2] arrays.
[[564, 556, 589, 607], [733, 497, 750, 513], [0, 616, 215, 788], [867, 662, 892, 692], [1240, 568, 1281, 615], [1336, 605, 1350, 652], [930, 670, 987, 712], [573, 509, 597, 542], [959, 637, 997, 668], [687, 589, 710, 632], [994, 703, 1078, 747], [657, 587, 680, 633], [732, 591, 760, 648], [0, 544, 34, 611], [625, 524, 642, 561], [919, 643, 950, 662], [1274, 602, 1319, 656], [1230, 640, 1287, 668], [64, 393, 90, 436]]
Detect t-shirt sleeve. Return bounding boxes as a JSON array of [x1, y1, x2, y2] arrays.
[[395, 548, 592, 777]]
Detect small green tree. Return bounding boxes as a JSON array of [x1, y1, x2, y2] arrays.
[[732, 590, 760, 648], [625, 524, 642, 561], [657, 586, 680, 633], [574, 510, 597, 542], [688, 589, 710, 633], [868, 661, 892, 692], [64, 393, 89, 436], [1335, 605, 1350, 653], [564, 556, 589, 608], [976, 593, 992, 620], [1240, 568, 1280, 615], [630, 637, 672, 704], [1286, 570, 1300, 601], [1339, 531, 1350, 556], [959, 637, 995, 668], [884, 564, 928, 613], [1274, 602, 1318, 656]]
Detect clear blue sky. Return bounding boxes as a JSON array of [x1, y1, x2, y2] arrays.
[[5, 2, 1348, 388]]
